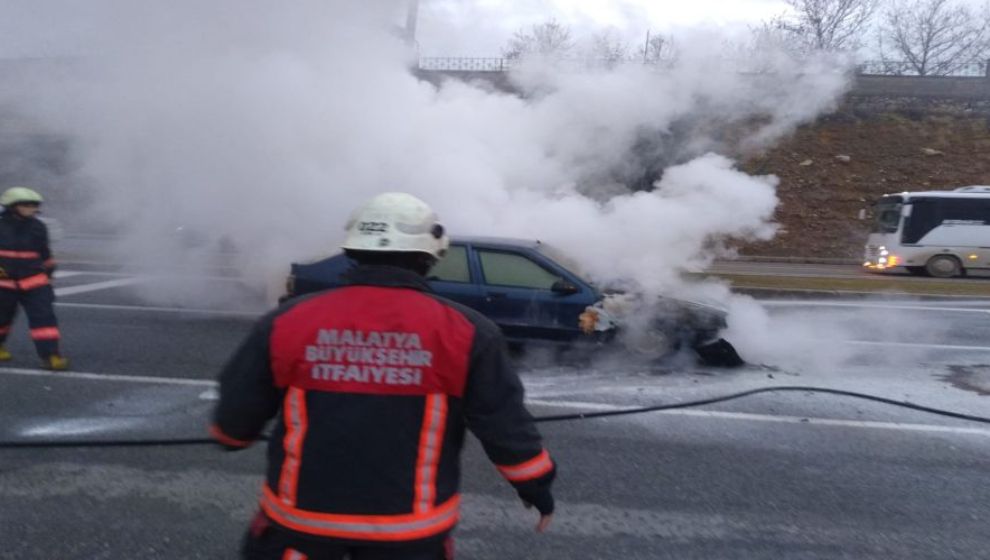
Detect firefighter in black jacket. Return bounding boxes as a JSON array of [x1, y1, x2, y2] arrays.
[[212, 192, 556, 560], [0, 187, 68, 370]]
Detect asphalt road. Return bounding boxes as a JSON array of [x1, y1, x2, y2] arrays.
[[0, 245, 988, 559]]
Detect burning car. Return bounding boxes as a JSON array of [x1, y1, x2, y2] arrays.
[[283, 236, 744, 367]]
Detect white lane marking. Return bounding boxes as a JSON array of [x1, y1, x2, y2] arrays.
[[762, 300, 990, 314], [56, 267, 245, 282], [844, 340, 990, 352], [528, 399, 624, 411], [19, 418, 144, 437], [54, 277, 144, 297], [52, 271, 86, 279], [526, 398, 990, 437], [3, 367, 984, 438], [54, 301, 264, 317], [0, 367, 216, 387], [57, 271, 135, 278]]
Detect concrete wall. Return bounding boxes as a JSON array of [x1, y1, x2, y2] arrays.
[[851, 75, 990, 99], [420, 69, 990, 101], [413, 69, 516, 92]]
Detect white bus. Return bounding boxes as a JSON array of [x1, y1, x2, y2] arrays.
[[863, 186, 990, 277]]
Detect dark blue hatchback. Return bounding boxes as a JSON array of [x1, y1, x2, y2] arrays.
[[286, 236, 600, 346], [284, 236, 744, 366]]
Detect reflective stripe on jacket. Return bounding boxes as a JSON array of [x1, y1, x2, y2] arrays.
[[212, 265, 553, 544], [0, 213, 54, 284]]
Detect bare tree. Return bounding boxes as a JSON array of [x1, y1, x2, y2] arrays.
[[750, 16, 807, 53], [878, 0, 990, 75], [733, 18, 809, 72], [774, 0, 878, 51], [502, 19, 575, 60], [640, 31, 675, 64], [587, 30, 630, 68]]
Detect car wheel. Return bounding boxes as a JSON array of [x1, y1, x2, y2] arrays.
[[905, 266, 928, 276], [625, 328, 675, 360], [692, 338, 745, 368], [924, 255, 962, 278]]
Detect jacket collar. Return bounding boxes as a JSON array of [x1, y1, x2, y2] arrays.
[[1, 211, 28, 223], [341, 265, 432, 292]]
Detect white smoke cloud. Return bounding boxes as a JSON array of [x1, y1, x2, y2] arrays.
[[725, 298, 962, 374], [0, 0, 854, 366]]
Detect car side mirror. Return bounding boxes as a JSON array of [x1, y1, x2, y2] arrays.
[[551, 280, 579, 295]]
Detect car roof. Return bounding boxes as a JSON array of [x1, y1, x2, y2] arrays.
[[450, 235, 542, 250], [293, 236, 542, 266]]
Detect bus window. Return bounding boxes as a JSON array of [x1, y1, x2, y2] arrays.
[[902, 197, 990, 244], [940, 198, 990, 223], [902, 199, 938, 244]]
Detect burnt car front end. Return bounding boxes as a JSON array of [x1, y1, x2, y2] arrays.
[[579, 292, 744, 367]]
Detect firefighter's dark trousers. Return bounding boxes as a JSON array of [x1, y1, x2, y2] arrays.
[[0, 283, 60, 358], [242, 513, 452, 560]]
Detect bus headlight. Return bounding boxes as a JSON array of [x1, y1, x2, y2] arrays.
[[870, 247, 900, 269]]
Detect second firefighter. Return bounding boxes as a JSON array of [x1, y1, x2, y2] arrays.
[[0, 187, 68, 370]]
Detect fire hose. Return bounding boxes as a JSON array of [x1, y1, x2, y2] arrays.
[[0, 385, 988, 449]]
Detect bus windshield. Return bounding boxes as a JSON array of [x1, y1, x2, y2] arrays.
[[871, 197, 902, 234]]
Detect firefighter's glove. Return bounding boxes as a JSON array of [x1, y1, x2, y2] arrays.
[[515, 466, 556, 515]]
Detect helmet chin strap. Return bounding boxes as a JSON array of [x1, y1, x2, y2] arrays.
[[344, 249, 437, 277]]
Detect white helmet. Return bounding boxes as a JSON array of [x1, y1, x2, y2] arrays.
[[342, 192, 449, 258]]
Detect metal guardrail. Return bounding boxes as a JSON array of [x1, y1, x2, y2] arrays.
[[418, 57, 511, 72], [418, 57, 669, 72], [420, 57, 990, 78]]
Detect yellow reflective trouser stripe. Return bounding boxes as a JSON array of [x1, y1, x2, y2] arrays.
[[277, 387, 308, 507], [414, 393, 447, 513], [260, 485, 460, 542]]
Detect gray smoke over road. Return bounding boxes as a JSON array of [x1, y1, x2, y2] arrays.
[[0, 1, 855, 367]]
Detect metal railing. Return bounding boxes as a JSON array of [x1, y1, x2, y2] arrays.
[[418, 57, 512, 72], [419, 56, 680, 72]]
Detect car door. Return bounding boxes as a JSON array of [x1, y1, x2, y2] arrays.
[[474, 248, 592, 342], [425, 244, 485, 310]]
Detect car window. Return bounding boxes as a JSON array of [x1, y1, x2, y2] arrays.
[[478, 250, 561, 289], [536, 242, 586, 278], [428, 245, 470, 283]]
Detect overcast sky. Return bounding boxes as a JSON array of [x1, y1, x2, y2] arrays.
[[417, 0, 793, 55], [416, 0, 989, 56], [3, 1, 986, 59]]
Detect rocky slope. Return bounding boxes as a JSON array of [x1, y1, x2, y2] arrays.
[[738, 106, 990, 260]]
